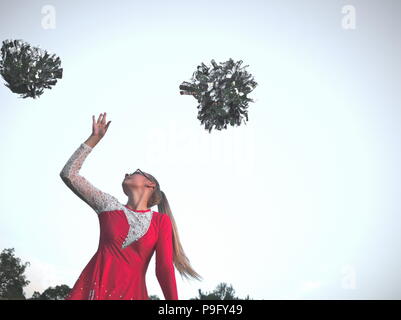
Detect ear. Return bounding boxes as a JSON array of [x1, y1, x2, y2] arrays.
[[147, 181, 156, 189]]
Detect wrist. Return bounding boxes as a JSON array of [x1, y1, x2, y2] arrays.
[[90, 134, 102, 140], [84, 135, 101, 148]]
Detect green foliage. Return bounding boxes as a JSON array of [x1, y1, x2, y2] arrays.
[[0, 39, 63, 99], [30, 291, 42, 300], [28, 285, 71, 300], [180, 58, 258, 133], [189, 282, 252, 300], [0, 248, 30, 300]]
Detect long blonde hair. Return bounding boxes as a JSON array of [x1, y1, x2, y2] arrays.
[[146, 172, 202, 281]]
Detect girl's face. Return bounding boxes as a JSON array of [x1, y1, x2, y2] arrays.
[[123, 172, 148, 187], [122, 170, 156, 196]]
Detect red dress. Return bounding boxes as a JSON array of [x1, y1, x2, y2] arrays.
[[60, 142, 178, 300]]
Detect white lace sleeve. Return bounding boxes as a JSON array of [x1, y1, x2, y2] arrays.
[[59, 142, 120, 214]]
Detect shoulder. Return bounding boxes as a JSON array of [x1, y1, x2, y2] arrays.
[[153, 211, 172, 227], [95, 193, 123, 214]]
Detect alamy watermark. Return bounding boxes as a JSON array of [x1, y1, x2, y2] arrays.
[[41, 5, 56, 29]]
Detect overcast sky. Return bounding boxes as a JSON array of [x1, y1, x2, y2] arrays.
[[1, 0, 401, 299]]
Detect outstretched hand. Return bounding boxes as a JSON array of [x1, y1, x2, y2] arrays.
[[92, 112, 111, 139]]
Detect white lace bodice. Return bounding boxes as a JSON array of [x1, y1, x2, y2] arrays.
[[59, 142, 153, 248]]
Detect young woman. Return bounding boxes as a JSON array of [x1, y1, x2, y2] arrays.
[[60, 112, 201, 300]]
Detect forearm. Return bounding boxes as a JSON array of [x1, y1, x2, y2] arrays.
[[155, 214, 177, 299], [156, 265, 178, 300], [84, 134, 102, 148], [59, 137, 119, 214]]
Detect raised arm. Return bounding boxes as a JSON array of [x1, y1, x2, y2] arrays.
[[155, 214, 178, 300], [59, 113, 118, 214]]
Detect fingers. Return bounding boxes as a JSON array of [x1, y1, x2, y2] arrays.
[[96, 112, 107, 124], [106, 120, 111, 130]]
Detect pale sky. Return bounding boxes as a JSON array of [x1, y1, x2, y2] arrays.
[[1, 0, 401, 299]]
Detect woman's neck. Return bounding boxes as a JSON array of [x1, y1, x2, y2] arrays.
[[125, 203, 149, 211]]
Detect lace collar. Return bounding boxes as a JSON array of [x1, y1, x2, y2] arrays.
[[121, 205, 154, 249]]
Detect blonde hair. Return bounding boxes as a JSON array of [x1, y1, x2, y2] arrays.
[[146, 172, 202, 281]]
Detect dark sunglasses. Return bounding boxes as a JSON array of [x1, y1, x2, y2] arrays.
[[127, 168, 153, 184]]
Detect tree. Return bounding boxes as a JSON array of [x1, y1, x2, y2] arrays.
[[191, 288, 219, 300], [28, 285, 71, 300], [30, 291, 42, 300], [213, 282, 237, 300], [0, 248, 30, 300], [190, 282, 252, 300]]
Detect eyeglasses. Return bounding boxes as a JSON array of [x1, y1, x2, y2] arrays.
[[129, 168, 154, 184]]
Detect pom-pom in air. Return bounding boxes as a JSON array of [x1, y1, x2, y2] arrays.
[[0, 39, 63, 99], [179, 58, 257, 133]]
